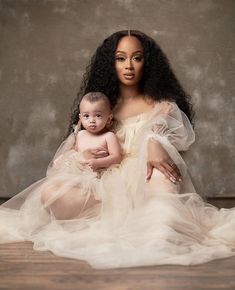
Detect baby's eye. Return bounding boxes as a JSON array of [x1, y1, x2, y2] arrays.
[[96, 114, 102, 118], [83, 114, 89, 119]]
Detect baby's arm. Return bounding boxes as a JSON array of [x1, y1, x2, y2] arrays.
[[86, 132, 122, 170]]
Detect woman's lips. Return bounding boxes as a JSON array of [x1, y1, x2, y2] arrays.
[[124, 74, 135, 80]]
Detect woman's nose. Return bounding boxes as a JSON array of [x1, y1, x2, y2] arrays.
[[125, 58, 133, 70]]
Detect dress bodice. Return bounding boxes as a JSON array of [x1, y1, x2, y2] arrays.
[[115, 109, 155, 156], [114, 100, 196, 156]]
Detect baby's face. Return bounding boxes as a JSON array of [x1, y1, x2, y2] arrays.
[[79, 99, 112, 134]]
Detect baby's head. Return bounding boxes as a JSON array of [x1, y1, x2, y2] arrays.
[[79, 92, 113, 134]]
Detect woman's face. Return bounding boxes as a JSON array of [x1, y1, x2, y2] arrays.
[[115, 36, 144, 87]]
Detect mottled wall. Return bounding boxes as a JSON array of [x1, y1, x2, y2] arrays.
[[0, 0, 234, 198]]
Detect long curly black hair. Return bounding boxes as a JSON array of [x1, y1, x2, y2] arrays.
[[66, 30, 194, 137]]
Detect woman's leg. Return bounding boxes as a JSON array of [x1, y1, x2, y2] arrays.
[[146, 169, 180, 196], [40, 182, 100, 220]]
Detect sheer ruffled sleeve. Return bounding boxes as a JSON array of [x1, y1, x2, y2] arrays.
[[149, 101, 195, 152], [133, 101, 197, 195]]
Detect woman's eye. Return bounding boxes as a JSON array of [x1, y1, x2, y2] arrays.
[[116, 56, 125, 62], [133, 56, 143, 62]]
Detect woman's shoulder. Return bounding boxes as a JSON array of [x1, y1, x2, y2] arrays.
[[152, 100, 177, 115]]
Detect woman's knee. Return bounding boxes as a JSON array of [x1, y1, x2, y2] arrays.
[[40, 182, 60, 206], [147, 169, 180, 194]]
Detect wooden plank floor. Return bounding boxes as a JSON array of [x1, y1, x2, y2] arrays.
[[1, 198, 235, 290], [0, 242, 234, 290]]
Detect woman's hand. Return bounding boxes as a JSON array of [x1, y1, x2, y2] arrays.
[[146, 139, 182, 184]]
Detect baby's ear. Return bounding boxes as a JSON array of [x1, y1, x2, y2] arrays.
[[108, 113, 113, 123]]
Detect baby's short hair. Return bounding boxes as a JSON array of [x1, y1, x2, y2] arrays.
[[81, 92, 111, 110]]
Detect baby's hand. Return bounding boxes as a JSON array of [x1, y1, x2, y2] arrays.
[[83, 159, 100, 171], [83, 147, 108, 159]]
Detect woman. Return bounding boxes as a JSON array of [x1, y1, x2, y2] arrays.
[[0, 30, 234, 269]]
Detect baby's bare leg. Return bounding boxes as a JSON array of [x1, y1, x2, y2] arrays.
[[40, 182, 100, 220]]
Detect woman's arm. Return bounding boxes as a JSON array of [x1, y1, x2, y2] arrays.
[[146, 138, 182, 183], [83, 132, 122, 170], [145, 101, 194, 183]]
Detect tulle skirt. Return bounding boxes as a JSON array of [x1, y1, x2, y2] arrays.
[[0, 149, 235, 269]]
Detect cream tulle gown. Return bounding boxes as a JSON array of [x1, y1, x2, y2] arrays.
[[0, 101, 235, 269]]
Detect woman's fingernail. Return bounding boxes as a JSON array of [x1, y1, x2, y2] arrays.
[[179, 178, 182, 182], [171, 175, 177, 181], [170, 176, 177, 183]]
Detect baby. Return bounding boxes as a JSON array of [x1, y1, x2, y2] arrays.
[[76, 92, 122, 170], [53, 92, 122, 173]]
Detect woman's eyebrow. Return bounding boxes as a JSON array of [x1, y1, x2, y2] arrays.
[[115, 50, 143, 54]]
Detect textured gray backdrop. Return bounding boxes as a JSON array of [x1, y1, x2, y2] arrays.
[[0, 0, 234, 198]]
